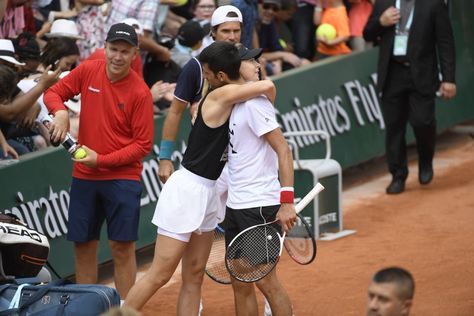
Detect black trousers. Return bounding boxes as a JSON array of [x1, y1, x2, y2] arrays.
[[381, 61, 437, 179]]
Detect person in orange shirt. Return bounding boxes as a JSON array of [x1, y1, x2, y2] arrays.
[[314, 0, 352, 58]]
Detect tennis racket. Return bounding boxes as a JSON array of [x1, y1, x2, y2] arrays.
[[284, 213, 317, 265], [205, 225, 231, 284], [225, 183, 324, 283]]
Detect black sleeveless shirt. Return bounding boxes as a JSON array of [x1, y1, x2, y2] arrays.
[[181, 95, 229, 180]]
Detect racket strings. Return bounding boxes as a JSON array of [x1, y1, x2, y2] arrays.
[[283, 214, 317, 265], [206, 228, 231, 284], [226, 225, 281, 282]]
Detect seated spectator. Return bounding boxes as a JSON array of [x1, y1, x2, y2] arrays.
[[0, 64, 60, 156], [191, 0, 216, 57], [74, 0, 106, 60], [367, 267, 415, 316], [0, 39, 25, 68], [231, 0, 259, 49], [314, 0, 352, 59], [257, 0, 310, 75], [171, 20, 206, 68], [12, 32, 42, 80], [348, 0, 373, 52], [274, 0, 298, 54], [0, 0, 25, 38], [0, 129, 18, 161], [38, 18, 83, 50], [17, 37, 81, 142]]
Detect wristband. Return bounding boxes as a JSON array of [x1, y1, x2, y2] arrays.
[[280, 187, 294, 204], [159, 140, 175, 160]]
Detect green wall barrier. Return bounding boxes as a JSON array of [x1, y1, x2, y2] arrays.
[[1, 0, 473, 278]]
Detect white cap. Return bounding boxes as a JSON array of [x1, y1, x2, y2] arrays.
[[45, 19, 84, 40], [0, 39, 25, 65], [121, 18, 144, 36], [211, 5, 243, 27]]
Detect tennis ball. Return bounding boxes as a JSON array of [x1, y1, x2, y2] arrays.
[[73, 148, 87, 159], [316, 23, 337, 40], [278, 39, 288, 50]]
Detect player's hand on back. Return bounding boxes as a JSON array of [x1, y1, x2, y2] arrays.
[[159, 160, 175, 183], [277, 203, 297, 233]]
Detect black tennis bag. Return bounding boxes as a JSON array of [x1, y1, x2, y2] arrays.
[[0, 214, 49, 281]]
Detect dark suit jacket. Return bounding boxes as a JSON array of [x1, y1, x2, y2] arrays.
[[363, 0, 456, 95]]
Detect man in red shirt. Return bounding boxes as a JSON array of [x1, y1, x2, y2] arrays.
[[44, 23, 154, 299]]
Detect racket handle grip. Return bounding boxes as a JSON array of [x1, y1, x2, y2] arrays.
[[295, 183, 325, 213]]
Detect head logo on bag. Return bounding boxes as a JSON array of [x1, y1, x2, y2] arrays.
[[0, 213, 50, 280]]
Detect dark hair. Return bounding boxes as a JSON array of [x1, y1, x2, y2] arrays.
[[280, 0, 297, 10], [0, 64, 19, 103], [199, 41, 240, 80], [12, 32, 41, 61], [373, 267, 415, 300], [41, 37, 80, 69]]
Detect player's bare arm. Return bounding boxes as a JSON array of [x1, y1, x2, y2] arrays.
[[203, 80, 276, 127], [158, 98, 188, 183], [264, 128, 296, 233]]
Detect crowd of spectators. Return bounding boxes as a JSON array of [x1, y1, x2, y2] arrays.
[[0, 0, 374, 163]]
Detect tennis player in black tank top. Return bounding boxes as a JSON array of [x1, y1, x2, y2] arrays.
[[125, 42, 277, 313], [181, 94, 229, 180]]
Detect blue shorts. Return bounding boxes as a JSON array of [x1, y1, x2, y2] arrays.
[[67, 178, 142, 242]]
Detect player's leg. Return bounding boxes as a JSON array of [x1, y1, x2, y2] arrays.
[[124, 233, 188, 310], [256, 269, 292, 316], [230, 278, 258, 316], [104, 180, 142, 298], [225, 206, 270, 315], [74, 240, 99, 284], [109, 240, 136, 298], [178, 231, 214, 316], [67, 178, 104, 285]]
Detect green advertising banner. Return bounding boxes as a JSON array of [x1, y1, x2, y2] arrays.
[[1, 0, 473, 278]]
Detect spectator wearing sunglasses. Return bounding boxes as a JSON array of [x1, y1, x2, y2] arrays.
[[257, 0, 310, 75]]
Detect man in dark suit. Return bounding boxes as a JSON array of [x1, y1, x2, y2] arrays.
[[363, 0, 456, 194]]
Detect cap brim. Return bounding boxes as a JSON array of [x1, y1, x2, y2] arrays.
[[106, 37, 138, 47], [240, 48, 263, 60], [0, 56, 25, 66], [45, 32, 84, 40]]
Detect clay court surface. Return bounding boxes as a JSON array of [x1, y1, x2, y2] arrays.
[[117, 130, 474, 316]]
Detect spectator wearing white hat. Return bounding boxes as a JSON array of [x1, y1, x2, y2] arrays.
[[0, 39, 25, 68]]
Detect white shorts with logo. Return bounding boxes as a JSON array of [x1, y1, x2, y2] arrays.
[[152, 167, 219, 241]]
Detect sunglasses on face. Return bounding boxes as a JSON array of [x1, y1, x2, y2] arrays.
[[262, 4, 279, 12]]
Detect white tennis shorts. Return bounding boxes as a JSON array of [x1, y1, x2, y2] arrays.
[[152, 167, 219, 238]]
